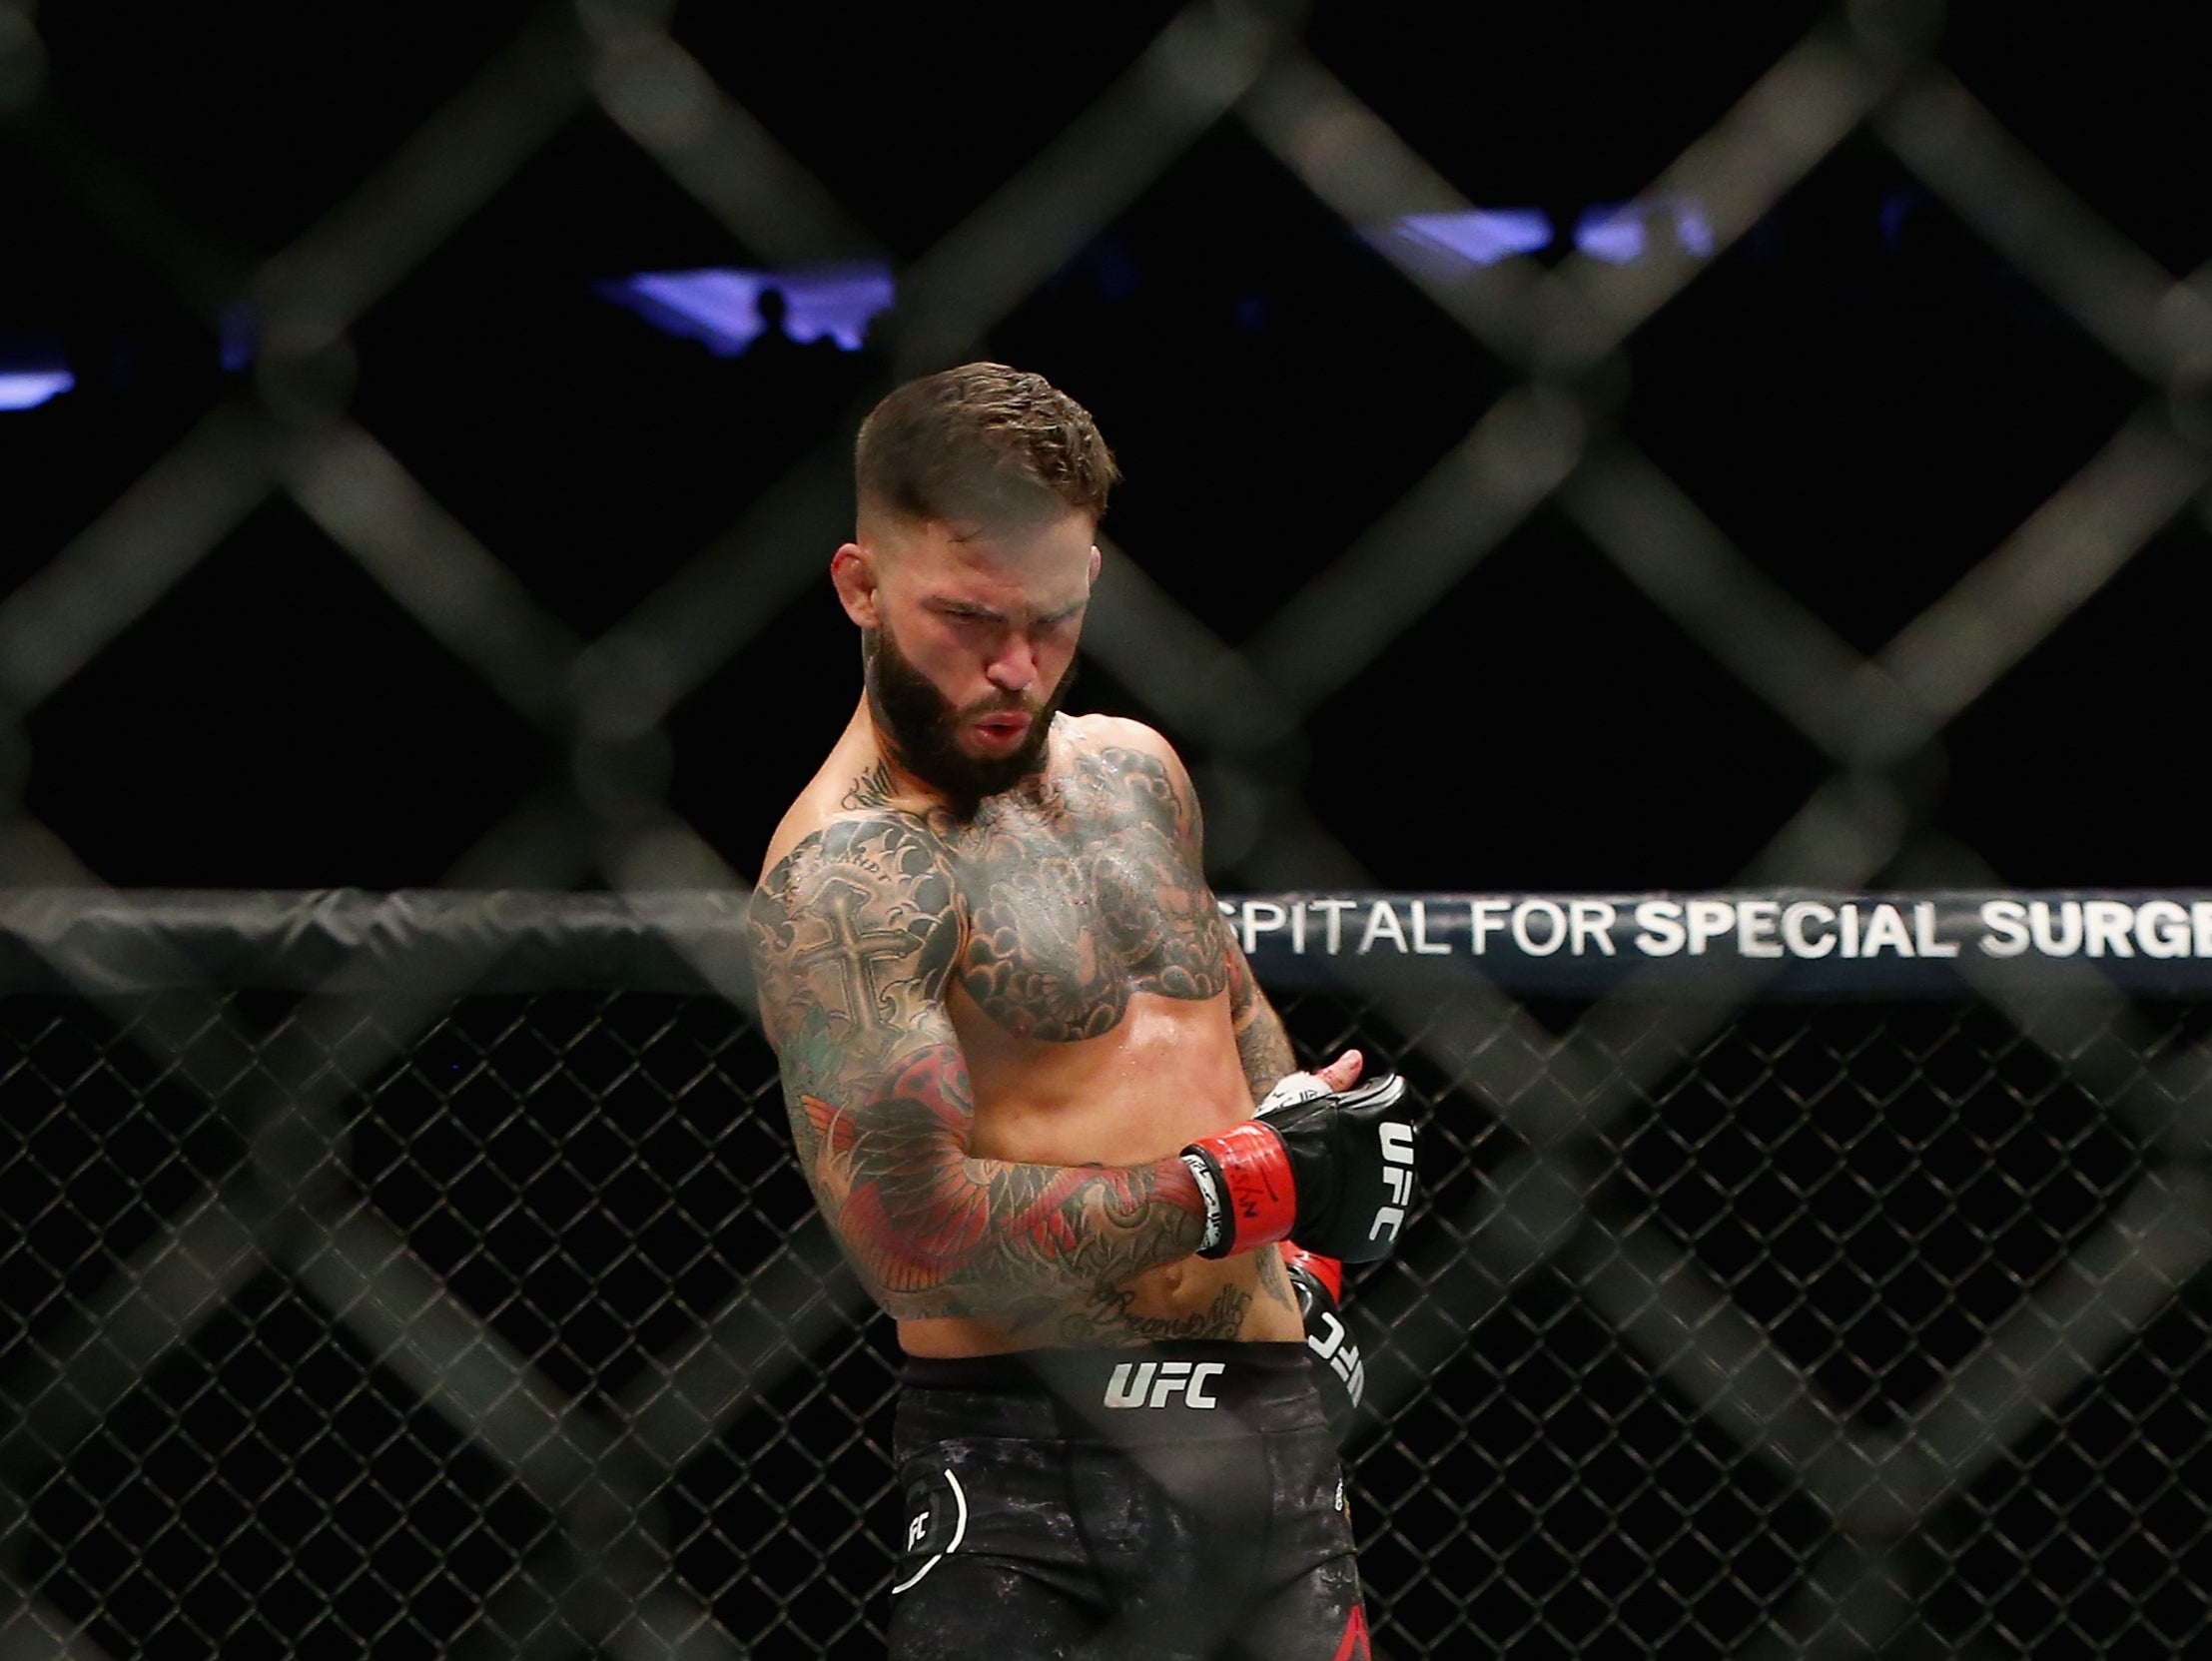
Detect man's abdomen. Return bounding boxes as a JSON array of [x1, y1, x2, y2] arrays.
[[901, 1249, 1302, 1357]]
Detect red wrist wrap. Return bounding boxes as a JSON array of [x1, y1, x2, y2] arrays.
[[1205, 1120, 1298, 1252]]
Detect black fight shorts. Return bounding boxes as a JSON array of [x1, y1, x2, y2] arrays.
[[887, 1341, 1371, 1661]]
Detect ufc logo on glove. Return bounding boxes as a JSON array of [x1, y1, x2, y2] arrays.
[[1372, 1122, 1415, 1245]]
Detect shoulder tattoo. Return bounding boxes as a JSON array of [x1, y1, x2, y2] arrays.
[[748, 814, 962, 1106]]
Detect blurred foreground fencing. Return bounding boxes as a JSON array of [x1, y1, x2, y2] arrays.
[[4, 890, 2206, 1659], [8, 3, 2212, 1653]]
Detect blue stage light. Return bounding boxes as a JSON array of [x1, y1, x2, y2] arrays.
[[1369, 209, 1556, 277], [0, 370, 73, 411], [595, 264, 895, 356]]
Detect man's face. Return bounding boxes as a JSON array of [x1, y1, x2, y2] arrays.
[[838, 509, 1100, 805], [867, 612, 1079, 803]]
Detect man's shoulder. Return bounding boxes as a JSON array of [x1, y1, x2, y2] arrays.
[[1057, 715, 1196, 811], [756, 801, 959, 901], [1059, 712, 1178, 766], [746, 803, 967, 1021]]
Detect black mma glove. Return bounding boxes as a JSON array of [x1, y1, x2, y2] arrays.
[[1181, 1070, 1418, 1262], [1284, 1244, 1361, 1443]]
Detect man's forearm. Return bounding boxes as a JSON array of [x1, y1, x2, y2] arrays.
[[796, 1046, 1209, 1320]]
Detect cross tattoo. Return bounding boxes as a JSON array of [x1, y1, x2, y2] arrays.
[[792, 873, 922, 1029]]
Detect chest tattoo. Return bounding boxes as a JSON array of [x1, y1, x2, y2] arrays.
[[950, 746, 1231, 1042]]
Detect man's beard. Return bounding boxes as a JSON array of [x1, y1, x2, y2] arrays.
[[864, 619, 1078, 808]]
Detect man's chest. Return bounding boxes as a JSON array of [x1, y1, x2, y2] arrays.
[[944, 791, 1231, 1043]]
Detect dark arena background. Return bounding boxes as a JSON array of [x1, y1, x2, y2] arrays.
[[5, 3, 2212, 1657]]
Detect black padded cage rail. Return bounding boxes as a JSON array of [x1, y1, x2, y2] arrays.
[[4, 890, 2209, 1659]]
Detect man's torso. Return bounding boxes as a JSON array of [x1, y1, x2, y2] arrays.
[[764, 712, 1301, 1355]]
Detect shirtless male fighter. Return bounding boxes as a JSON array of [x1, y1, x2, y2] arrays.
[[746, 362, 1421, 1660]]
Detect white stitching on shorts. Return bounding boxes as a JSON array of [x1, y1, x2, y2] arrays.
[[888, 1467, 968, 1594]]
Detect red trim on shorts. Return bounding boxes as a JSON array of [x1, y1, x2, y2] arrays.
[[1332, 1605, 1372, 1661]]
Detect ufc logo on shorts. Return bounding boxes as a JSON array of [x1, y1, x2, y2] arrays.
[[1370, 1122, 1415, 1246], [1103, 1359, 1226, 1409], [1303, 1309, 1365, 1406], [905, 1511, 929, 1551]]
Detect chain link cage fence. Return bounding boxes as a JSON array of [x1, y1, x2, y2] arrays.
[[3, 893, 2209, 1659], [7, 0, 2212, 1654]]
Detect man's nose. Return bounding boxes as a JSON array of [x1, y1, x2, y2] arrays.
[[985, 633, 1039, 693]]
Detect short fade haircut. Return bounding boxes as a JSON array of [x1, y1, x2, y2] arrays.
[[855, 362, 1119, 532]]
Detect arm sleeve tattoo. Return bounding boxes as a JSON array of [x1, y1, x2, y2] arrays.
[[747, 814, 1208, 1320], [1226, 941, 1296, 1105]]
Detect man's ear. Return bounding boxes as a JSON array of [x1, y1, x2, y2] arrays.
[[1088, 544, 1103, 585], [830, 543, 879, 627]]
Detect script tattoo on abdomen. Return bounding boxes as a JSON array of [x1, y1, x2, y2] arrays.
[[1053, 1282, 1253, 1346]]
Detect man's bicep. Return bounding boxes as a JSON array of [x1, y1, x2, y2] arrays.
[[750, 816, 961, 1073], [749, 815, 969, 1143], [747, 819, 1002, 1307]]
